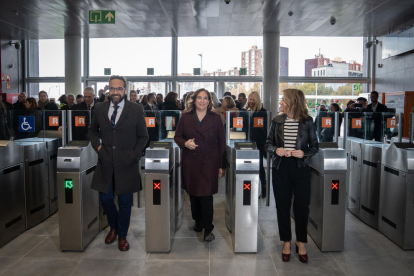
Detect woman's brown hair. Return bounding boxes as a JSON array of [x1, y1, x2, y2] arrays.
[[187, 88, 213, 110], [281, 89, 309, 120], [26, 98, 38, 110], [223, 96, 236, 109], [164, 91, 178, 103]]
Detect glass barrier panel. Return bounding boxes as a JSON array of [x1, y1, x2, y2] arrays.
[[345, 112, 364, 140], [41, 110, 64, 143], [248, 111, 271, 149], [226, 111, 251, 146], [382, 112, 399, 143], [68, 110, 93, 141], [159, 110, 181, 142], [144, 110, 160, 146], [9, 109, 43, 140], [314, 111, 340, 143], [0, 109, 11, 141]]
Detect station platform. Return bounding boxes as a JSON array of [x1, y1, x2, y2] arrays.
[[0, 174, 413, 276]]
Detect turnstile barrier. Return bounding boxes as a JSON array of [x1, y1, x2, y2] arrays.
[[145, 141, 176, 253], [227, 142, 260, 253], [57, 141, 99, 251], [308, 143, 347, 251], [0, 141, 26, 248]]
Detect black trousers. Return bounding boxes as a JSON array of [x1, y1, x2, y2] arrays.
[[259, 148, 267, 186], [272, 157, 311, 243], [189, 195, 214, 234]]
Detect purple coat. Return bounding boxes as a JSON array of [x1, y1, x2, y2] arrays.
[[174, 109, 226, 196]]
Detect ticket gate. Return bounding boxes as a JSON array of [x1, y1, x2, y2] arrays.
[[227, 142, 260, 253], [18, 138, 60, 215], [308, 143, 347, 251], [0, 141, 26, 248], [359, 143, 388, 229], [13, 140, 50, 229], [174, 145, 184, 230], [145, 142, 176, 253], [57, 141, 99, 251], [379, 143, 414, 249], [348, 138, 364, 217]]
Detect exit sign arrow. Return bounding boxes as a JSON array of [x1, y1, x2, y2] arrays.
[[89, 10, 116, 24], [105, 12, 114, 22]]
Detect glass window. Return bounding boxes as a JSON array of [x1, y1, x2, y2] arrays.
[[29, 83, 84, 105], [89, 38, 171, 76], [33, 39, 84, 77], [280, 36, 363, 77], [177, 82, 215, 99], [178, 36, 264, 77], [130, 82, 166, 95], [225, 82, 262, 100]]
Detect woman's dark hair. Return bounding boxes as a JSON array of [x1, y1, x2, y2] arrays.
[[58, 94, 67, 103], [188, 88, 213, 110], [26, 98, 38, 110], [330, 103, 340, 112], [346, 100, 355, 107], [164, 91, 178, 103], [223, 96, 236, 109], [139, 95, 148, 105]]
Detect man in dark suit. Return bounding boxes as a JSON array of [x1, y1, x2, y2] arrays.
[[60, 94, 75, 110], [156, 93, 164, 110], [70, 88, 96, 141], [364, 91, 388, 141], [13, 92, 26, 110], [143, 93, 159, 150], [89, 75, 148, 251]]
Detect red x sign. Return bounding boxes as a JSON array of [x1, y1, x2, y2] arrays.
[[154, 183, 161, 190], [243, 183, 251, 190], [332, 183, 338, 190]]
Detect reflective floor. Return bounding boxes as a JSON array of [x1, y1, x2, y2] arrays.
[[0, 174, 413, 276]]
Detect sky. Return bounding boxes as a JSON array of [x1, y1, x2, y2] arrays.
[[39, 36, 363, 78]]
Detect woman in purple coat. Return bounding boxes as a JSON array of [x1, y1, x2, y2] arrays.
[[174, 88, 226, 242]]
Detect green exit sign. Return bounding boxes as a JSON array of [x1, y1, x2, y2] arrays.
[[193, 68, 201, 75], [240, 68, 247, 75], [147, 68, 154, 75], [89, 10, 116, 24], [104, 68, 111, 75], [65, 179, 73, 189]]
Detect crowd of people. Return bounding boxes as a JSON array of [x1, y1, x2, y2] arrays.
[[0, 78, 390, 259]]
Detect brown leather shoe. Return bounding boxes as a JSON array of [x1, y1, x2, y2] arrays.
[[105, 229, 117, 244], [118, 237, 130, 251]]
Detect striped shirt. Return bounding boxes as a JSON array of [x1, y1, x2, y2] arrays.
[[284, 118, 299, 151]]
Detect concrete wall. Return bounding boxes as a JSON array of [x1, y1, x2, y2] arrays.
[[1, 37, 24, 103], [375, 37, 414, 92]]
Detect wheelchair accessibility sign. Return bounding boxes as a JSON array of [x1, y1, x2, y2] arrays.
[[19, 116, 35, 132]]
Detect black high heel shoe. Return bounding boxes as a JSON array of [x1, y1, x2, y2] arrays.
[[295, 244, 308, 263], [282, 242, 291, 262]]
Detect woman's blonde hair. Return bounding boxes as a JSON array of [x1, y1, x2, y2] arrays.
[[223, 96, 236, 109], [281, 89, 309, 120], [246, 91, 262, 111], [184, 91, 195, 112], [187, 88, 213, 111]]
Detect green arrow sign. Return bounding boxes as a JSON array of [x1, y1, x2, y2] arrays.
[[193, 68, 201, 76], [104, 68, 111, 75], [240, 68, 247, 75], [89, 10, 116, 24], [65, 180, 73, 189], [147, 68, 154, 75]]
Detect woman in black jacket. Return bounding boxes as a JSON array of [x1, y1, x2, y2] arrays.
[[265, 89, 318, 263], [162, 91, 181, 110]]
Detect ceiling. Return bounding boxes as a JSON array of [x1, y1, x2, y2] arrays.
[[0, 0, 414, 40]]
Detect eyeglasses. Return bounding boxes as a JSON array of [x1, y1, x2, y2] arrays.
[[109, 87, 125, 92]]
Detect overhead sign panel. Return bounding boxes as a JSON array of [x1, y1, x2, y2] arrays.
[[89, 10, 116, 24]]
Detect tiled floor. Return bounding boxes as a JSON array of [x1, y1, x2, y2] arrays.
[[0, 176, 413, 276]]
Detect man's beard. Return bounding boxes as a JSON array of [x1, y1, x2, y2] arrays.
[[109, 94, 125, 106]]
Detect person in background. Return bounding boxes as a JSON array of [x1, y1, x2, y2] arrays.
[[13, 92, 26, 110], [71, 88, 96, 140], [314, 105, 327, 140], [50, 98, 56, 104], [104, 92, 109, 102], [98, 89, 105, 101], [183, 91, 195, 113], [73, 87, 95, 111], [174, 88, 226, 242], [58, 94, 68, 109], [213, 95, 238, 126], [139, 95, 148, 106], [210, 92, 221, 109], [89, 75, 148, 252], [156, 93, 164, 110], [237, 93, 247, 110], [231, 95, 236, 101], [38, 91, 58, 111], [163, 91, 180, 110], [129, 90, 138, 103], [61, 94, 76, 110], [76, 94, 84, 104], [265, 88, 318, 264], [245, 91, 268, 198], [364, 91, 388, 141], [344, 97, 367, 113]]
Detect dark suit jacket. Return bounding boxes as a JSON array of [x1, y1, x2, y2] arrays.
[[365, 102, 388, 113], [174, 109, 226, 197], [364, 102, 388, 141], [89, 101, 149, 195]]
